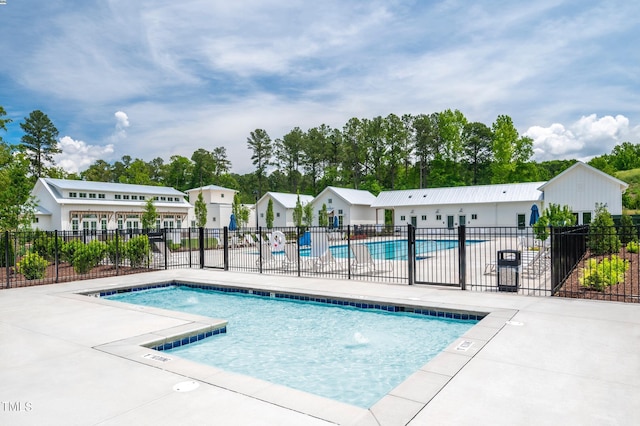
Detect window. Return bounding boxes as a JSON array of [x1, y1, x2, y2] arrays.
[[276, 213, 281, 217], [131, 195, 138, 200], [421, 215, 427, 221], [115, 194, 122, 200], [89, 193, 96, 199], [98, 194, 105, 199], [436, 214, 442, 221], [69, 192, 77, 198], [154, 196, 159, 201], [174, 197, 180, 202], [582, 212, 592, 224], [139, 196, 145, 201], [328, 198, 332, 204], [72, 219, 79, 231], [160, 196, 166, 201], [260, 213, 264, 218], [167, 197, 173, 202], [79, 193, 87, 198], [156, 219, 161, 229], [221, 194, 224, 198], [123, 195, 130, 200], [101, 219, 107, 230], [177, 220, 182, 229], [212, 217, 217, 222], [400, 215, 406, 221], [191, 220, 196, 228], [117, 219, 123, 230], [34, 218, 39, 223], [338, 209, 343, 214], [517, 214, 526, 229], [472, 214, 478, 220]]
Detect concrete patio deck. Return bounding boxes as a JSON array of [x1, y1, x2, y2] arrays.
[[1, 269, 638, 425]]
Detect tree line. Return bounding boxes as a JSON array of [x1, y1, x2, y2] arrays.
[[2, 104, 640, 233]]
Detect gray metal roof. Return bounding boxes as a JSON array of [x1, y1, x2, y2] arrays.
[[267, 192, 314, 209], [372, 182, 545, 208], [321, 186, 376, 206], [43, 178, 186, 196], [186, 185, 237, 193]]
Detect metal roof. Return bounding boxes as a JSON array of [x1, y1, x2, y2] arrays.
[[267, 192, 314, 209], [186, 185, 237, 193], [43, 178, 186, 196], [372, 182, 545, 208], [319, 186, 376, 206]]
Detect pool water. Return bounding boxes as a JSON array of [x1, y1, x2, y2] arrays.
[[299, 239, 481, 260], [108, 286, 477, 408]]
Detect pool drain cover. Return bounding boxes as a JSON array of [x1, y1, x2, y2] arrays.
[[173, 381, 200, 392]]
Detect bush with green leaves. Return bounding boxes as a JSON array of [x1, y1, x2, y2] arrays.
[[0, 237, 15, 267], [580, 255, 629, 291], [125, 235, 151, 268], [72, 240, 106, 274], [16, 251, 49, 280], [618, 214, 638, 245], [533, 203, 576, 241], [106, 237, 125, 265], [31, 232, 61, 262], [60, 239, 84, 264], [626, 241, 639, 253], [588, 204, 620, 255]]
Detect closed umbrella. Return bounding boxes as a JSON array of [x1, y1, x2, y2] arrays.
[[333, 215, 339, 228], [229, 214, 237, 231], [529, 204, 540, 226]]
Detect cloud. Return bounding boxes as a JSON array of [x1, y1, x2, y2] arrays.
[[54, 136, 115, 174], [112, 111, 130, 140], [526, 114, 640, 162]]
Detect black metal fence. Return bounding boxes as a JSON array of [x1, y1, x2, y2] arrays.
[[2, 224, 638, 303]]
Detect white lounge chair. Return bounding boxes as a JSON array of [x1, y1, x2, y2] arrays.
[[282, 244, 313, 271], [351, 244, 393, 274], [243, 234, 256, 246], [256, 242, 282, 269]]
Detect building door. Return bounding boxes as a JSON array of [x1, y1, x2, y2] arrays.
[[447, 215, 454, 229], [410, 216, 417, 227], [517, 214, 526, 229], [459, 215, 466, 226]]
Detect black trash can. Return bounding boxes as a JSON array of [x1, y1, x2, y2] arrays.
[[497, 249, 521, 292]]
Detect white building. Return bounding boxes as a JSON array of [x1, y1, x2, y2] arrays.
[[31, 178, 192, 232], [311, 186, 380, 227], [185, 185, 237, 229], [373, 182, 544, 229], [372, 161, 628, 229], [538, 161, 628, 224], [256, 192, 314, 228]]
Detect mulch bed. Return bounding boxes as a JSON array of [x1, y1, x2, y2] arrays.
[[2, 263, 156, 289], [554, 247, 640, 303]]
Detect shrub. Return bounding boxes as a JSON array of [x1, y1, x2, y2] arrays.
[[31, 232, 61, 262], [61, 239, 84, 264], [580, 255, 629, 291], [106, 237, 125, 265], [627, 241, 639, 253], [72, 240, 106, 274], [16, 252, 49, 280], [618, 214, 638, 245], [0, 236, 15, 267], [588, 204, 620, 255], [126, 235, 151, 268]]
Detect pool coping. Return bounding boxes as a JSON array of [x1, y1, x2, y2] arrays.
[[60, 276, 517, 425]]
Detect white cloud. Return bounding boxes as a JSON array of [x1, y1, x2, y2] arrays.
[[54, 136, 115, 174], [526, 114, 640, 162], [112, 111, 130, 140]]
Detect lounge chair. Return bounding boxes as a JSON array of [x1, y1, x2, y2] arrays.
[[256, 242, 282, 269], [308, 230, 346, 272], [351, 244, 393, 274], [243, 234, 256, 246], [282, 244, 313, 271]]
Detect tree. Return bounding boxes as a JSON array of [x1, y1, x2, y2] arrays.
[[232, 193, 250, 229], [303, 202, 314, 228], [266, 199, 274, 229], [19, 110, 60, 178], [412, 113, 440, 188], [274, 127, 304, 192], [618, 213, 637, 245], [141, 198, 158, 229], [194, 192, 207, 228], [163, 155, 194, 192], [0, 143, 36, 230], [292, 193, 304, 228], [588, 203, 620, 255], [491, 115, 519, 183], [533, 203, 576, 241], [0, 105, 12, 134], [82, 160, 113, 182], [247, 129, 272, 196], [318, 203, 329, 227], [462, 122, 493, 185]]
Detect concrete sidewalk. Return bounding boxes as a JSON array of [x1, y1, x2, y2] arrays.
[[1, 270, 638, 425]]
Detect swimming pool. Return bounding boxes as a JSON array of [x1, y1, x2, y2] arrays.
[[299, 239, 482, 260], [107, 285, 477, 408]]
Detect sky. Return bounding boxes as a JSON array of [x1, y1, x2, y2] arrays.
[[1, 0, 639, 175]]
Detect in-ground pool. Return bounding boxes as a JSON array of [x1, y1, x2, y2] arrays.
[[107, 285, 478, 408], [299, 238, 484, 260]]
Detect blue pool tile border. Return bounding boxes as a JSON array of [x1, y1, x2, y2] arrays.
[[96, 281, 485, 322], [149, 326, 227, 352]]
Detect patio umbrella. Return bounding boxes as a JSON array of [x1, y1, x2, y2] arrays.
[[229, 213, 237, 231], [333, 215, 339, 228], [529, 204, 540, 226]]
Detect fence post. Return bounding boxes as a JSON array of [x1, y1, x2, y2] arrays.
[[347, 225, 352, 280], [54, 230, 59, 283], [199, 227, 205, 269], [188, 227, 192, 268], [115, 229, 120, 276], [458, 225, 466, 290], [258, 226, 263, 273], [407, 224, 415, 285], [3, 230, 9, 288], [223, 227, 229, 271]]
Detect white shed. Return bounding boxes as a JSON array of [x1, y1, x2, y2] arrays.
[[538, 161, 628, 225], [256, 192, 314, 228], [311, 186, 380, 227], [185, 185, 237, 229]]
